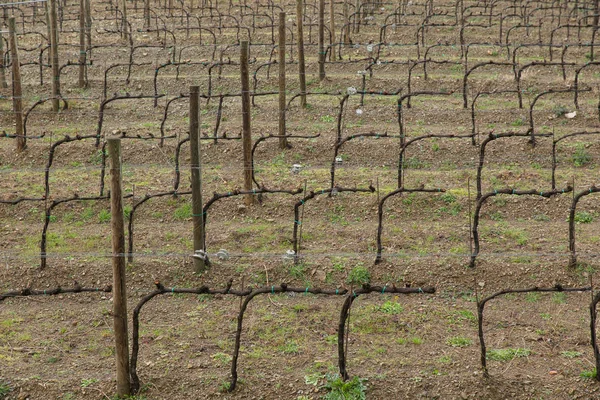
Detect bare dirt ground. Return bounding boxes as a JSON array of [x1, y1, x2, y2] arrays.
[[2, 0, 600, 399]]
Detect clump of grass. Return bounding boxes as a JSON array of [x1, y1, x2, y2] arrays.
[[98, 209, 111, 223], [553, 104, 568, 117], [376, 301, 403, 314], [487, 348, 530, 361], [446, 336, 472, 348], [572, 143, 591, 167], [173, 203, 192, 220], [347, 264, 370, 286], [573, 211, 594, 224], [511, 118, 525, 127], [561, 351, 582, 358], [0, 381, 11, 399], [581, 369, 597, 379], [289, 261, 307, 279], [278, 340, 300, 354], [323, 374, 366, 400]]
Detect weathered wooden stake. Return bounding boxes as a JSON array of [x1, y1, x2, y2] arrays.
[[189, 86, 207, 273], [241, 41, 254, 205], [50, 0, 61, 112], [144, 0, 150, 27], [122, 0, 129, 40], [78, 0, 86, 88], [0, 33, 7, 89], [330, 0, 336, 61], [318, 0, 326, 81], [296, 0, 307, 107], [278, 12, 288, 149], [43, 0, 52, 63], [343, 0, 350, 47], [8, 18, 24, 152], [85, 0, 92, 55], [107, 139, 131, 397]]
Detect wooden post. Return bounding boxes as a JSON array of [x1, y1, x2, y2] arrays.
[[330, 0, 336, 61], [189, 86, 207, 273], [296, 0, 307, 107], [44, 0, 52, 64], [240, 41, 254, 205], [107, 139, 131, 397], [343, 0, 350, 46], [0, 33, 7, 89], [122, 0, 129, 40], [49, 0, 61, 112], [278, 12, 288, 149], [318, 0, 326, 81], [144, 0, 150, 27], [78, 0, 86, 88], [8, 18, 25, 152], [85, 0, 92, 55], [354, 0, 361, 33]]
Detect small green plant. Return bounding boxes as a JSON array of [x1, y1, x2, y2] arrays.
[[440, 193, 456, 204], [123, 205, 133, 220], [511, 118, 525, 127], [438, 355, 452, 364], [540, 313, 552, 320], [0, 381, 11, 399], [446, 336, 472, 348], [81, 207, 95, 221], [320, 115, 335, 123], [553, 105, 568, 117], [98, 209, 111, 223], [490, 211, 504, 221], [219, 381, 231, 392], [404, 156, 428, 169], [410, 337, 423, 345], [80, 378, 98, 388], [533, 213, 550, 222], [347, 264, 370, 286], [561, 351, 582, 358], [376, 301, 403, 314], [487, 348, 530, 361], [304, 372, 325, 386], [525, 292, 540, 303], [323, 374, 366, 400], [573, 211, 594, 224], [289, 262, 307, 279], [173, 203, 192, 220], [581, 369, 597, 379], [89, 149, 105, 165], [552, 292, 567, 304], [572, 143, 591, 167], [279, 340, 300, 354], [211, 352, 232, 365]]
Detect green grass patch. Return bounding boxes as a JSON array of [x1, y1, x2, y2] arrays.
[[487, 348, 530, 361]]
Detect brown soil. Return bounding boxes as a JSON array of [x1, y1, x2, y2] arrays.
[[2, 1, 600, 399]]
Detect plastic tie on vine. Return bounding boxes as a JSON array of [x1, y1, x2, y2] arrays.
[[347, 87, 357, 95]]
